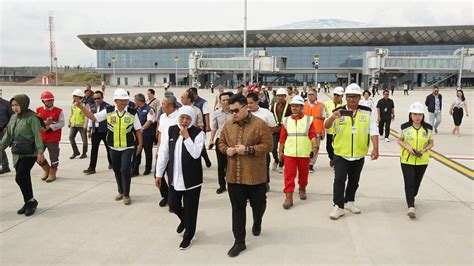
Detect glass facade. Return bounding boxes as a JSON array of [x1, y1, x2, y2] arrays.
[[98, 44, 472, 69]]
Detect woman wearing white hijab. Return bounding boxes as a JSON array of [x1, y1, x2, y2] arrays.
[[155, 106, 205, 250]]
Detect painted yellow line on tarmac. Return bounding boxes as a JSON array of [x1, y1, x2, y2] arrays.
[[390, 129, 473, 179]]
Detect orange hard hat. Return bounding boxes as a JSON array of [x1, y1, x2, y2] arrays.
[[41, 91, 55, 101]]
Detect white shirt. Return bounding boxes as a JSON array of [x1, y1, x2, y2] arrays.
[[359, 99, 374, 110], [94, 106, 142, 151], [202, 101, 210, 115], [156, 129, 205, 191], [252, 107, 277, 127], [158, 110, 179, 152]]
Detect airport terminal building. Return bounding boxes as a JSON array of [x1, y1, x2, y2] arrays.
[[78, 20, 474, 89]]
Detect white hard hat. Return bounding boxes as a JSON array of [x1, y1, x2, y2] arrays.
[[409, 102, 425, 114], [276, 88, 287, 95], [261, 85, 266, 89], [72, 89, 84, 97], [289, 95, 304, 105], [113, 88, 129, 100], [345, 83, 362, 95], [333, 86, 345, 95]]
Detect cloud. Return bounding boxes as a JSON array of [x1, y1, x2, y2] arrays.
[[1, 0, 472, 67]]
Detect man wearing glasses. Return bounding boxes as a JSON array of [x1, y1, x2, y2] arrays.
[[83, 91, 112, 175], [218, 94, 273, 257], [270, 88, 292, 173], [324, 86, 345, 167], [324, 83, 379, 220]]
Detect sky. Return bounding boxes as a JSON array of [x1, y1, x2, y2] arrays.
[[1, 0, 472, 67]]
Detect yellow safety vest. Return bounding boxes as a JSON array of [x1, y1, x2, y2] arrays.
[[399, 122, 432, 165], [106, 110, 136, 148], [333, 106, 371, 158], [70, 105, 85, 126], [283, 115, 313, 158], [324, 100, 345, 135]]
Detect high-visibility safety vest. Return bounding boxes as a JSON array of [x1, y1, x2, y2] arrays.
[[106, 106, 137, 149], [283, 115, 313, 158], [70, 105, 85, 126], [303, 101, 324, 134], [324, 100, 344, 135], [399, 122, 432, 165], [273, 102, 289, 126], [333, 105, 371, 158]]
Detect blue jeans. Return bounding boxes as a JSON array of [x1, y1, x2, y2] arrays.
[[429, 112, 442, 130], [110, 148, 135, 196]]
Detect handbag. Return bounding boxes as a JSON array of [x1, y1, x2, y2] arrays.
[[11, 139, 35, 154], [10, 119, 35, 155]]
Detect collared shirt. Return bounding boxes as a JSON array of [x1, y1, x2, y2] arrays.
[[252, 107, 277, 128], [189, 105, 204, 129], [156, 128, 205, 191], [218, 114, 273, 185], [158, 110, 179, 152], [147, 97, 160, 113], [211, 108, 232, 138]]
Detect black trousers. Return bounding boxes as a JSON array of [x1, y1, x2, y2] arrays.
[[215, 138, 228, 188], [169, 185, 201, 242], [333, 155, 365, 208], [110, 148, 134, 197], [228, 183, 267, 245], [272, 133, 283, 167], [15, 157, 36, 202], [132, 135, 154, 173], [266, 153, 270, 183], [326, 134, 335, 161], [401, 164, 427, 208], [89, 132, 111, 170], [378, 119, 391, 138]]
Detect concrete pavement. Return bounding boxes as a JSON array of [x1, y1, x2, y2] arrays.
[[0, 85, 472, 264]]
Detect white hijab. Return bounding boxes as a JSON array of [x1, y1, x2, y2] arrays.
[[177, 106, 196, 129]]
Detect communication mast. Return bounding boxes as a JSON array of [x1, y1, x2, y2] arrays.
[[48, 12, 56, 74]]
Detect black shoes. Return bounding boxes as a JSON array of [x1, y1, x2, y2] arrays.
[[17, 203, 27, 215], [179, 239, 192, 250], [108, 164, 113, 169], [24, 199, 38, 216], [131, 171, 139, 178], [227, 243, 246, 257], [83, 168, 96, 175], [216, 187, 226, 194], [252, 223, 261, 236], [69, 153, 80, 159], [0, 167, 11, 174], [143, 170, 151, 175], [159, 198, 168, 207], [79, 153, 87, 159], [176, 223, 185, 234]]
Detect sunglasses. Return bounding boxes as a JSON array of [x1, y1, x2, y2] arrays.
[[230, 105, 247, 114], [94, 98, 102, 100]]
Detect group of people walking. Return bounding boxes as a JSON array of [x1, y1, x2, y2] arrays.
[[0, 83, 469, 256]]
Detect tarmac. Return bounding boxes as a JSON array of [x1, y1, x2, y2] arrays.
[[0, 85, 472, 265]]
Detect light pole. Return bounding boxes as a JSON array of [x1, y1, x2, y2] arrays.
[[111, 56, 117, 86], [174, 56, 180, 87], [53, 57, 58, 86], [313, 54, 320, 88]]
